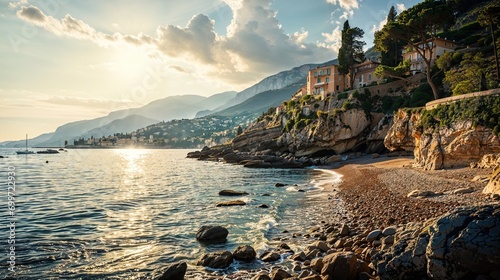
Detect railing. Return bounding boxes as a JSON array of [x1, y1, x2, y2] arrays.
[[425, 88, 500, 110]]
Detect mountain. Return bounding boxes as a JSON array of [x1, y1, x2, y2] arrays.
[[0, 132, 55, 148], [199, 60, 337, 117], [214, 81, 304, 117], [1, 92, 236, 147], [77, 115, 160, 140]]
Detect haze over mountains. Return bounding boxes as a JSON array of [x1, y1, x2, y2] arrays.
[[1, 59, 338, 148]]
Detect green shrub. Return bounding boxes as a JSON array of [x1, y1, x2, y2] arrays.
[[337, 92, 348, 100]]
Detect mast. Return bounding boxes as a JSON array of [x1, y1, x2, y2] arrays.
[[25, 134, 28, 151]]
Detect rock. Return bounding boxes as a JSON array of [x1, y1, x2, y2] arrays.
[[243, 160, 273, 168], [333, 239, 345, 249], [157, 262, 187, 280], [382, 235, 395, 245], [216, 200, 246, 207], [269, 268, 291, 280], [452, 187, 474, 194], [373, 205, 500, 280], [275, 183, 286, 187], [197, 250, 233, 268], [258, 204, 270, 208], [321, 252, 358, 280], [310, 258, 324, 272], [407, 190, 435, 198], [340, 224, 350, 236], [290, 251, 306, 262], [223, 152, 241, 163], [327, 155, 342, 163], [218, 190, 249, 196], [382, 226, 397, 236], [233, 245, 256, 262], [472, 175, 490, 183], [252, 272, 272, 280], [278, 243, 291, 250], [311, 241, 330, 252], [260, 251, 281, 262], [473, 153, 500, 169], [366, 230, 382, 242], [196, 225, 228, 242], [483, 166, 500, 195]]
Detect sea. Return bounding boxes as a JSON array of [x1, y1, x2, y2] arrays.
[[0, 149, 342, 279]]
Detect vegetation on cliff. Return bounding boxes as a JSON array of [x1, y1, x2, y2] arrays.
[[420, 95, 500, 136]]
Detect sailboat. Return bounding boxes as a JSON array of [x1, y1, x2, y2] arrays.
[[16, 134, 35, 155]]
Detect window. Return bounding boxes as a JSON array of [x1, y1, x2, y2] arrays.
[[314, 71, 317, 77], [358, 76, 362, 82], [336, 85, 340, 91], [325, 77, 329, 83], [368, 74, 372, 81], [317, 77, 321, 83], [327, 68, 331, 75]]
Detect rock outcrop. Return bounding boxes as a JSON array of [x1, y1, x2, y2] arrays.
[[385, 109, 500, 170], [233, 245, 257, 262], [373, 204, 500, 280], [483, 166, 500, 195]]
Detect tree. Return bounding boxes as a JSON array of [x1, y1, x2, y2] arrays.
[[338, 20, 365, 89], [236, 125, 243, 135], [375, 0, 455, 100], [440, 52, 490, 95], [374, 60, 411, 81], [375, 6, 402, 67], [64, 140, 68, 146], [478, 2, 500, 81]]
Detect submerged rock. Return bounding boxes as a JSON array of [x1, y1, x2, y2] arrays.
[[233, 245, 256, 262], [216, 200, 246, 207], [196, 225, 228, 242], [218, 190, 249, 196], [197, 250, 233, 268], [157, 262, 187, 280]]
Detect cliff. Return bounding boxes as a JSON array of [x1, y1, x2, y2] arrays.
[[385, 95, 500, 170], [231, 89, 391, 159]]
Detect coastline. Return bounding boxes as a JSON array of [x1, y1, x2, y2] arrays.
[[179, 153, 498, 279]]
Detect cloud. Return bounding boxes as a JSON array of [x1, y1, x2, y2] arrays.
[[326, 0, 359, 11], [339, 10, 354, 20], [396, 3, 406, 13], [15, 1, 336, 85], [371, 18, 387, 34], [39, 95, 141, 110]]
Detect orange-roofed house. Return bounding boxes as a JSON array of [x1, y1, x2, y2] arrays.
[[306, 63, 349, 100], [353, 60, 381, 89]]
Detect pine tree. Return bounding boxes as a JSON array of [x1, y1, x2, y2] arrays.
[[338, 20, 365, 89]]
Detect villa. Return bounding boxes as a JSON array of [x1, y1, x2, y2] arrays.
[[402, 37, 457, 74], [353, 60, 381, 89], [306, 63, 349, 100]]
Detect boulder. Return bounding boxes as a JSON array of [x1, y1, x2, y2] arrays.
[[197, 250, 233, 268], [275, 183, 286, 187], [269, 268, 291, 280], [483, 166, 500, 195], [223, 152, 241, 163], [243, 160, 273, 168], [260, 251, 281, 262], [216, 200, 246, 207], [321, 252, 358, 280], [373, 205, 500, 280], [340, 224, 350, 237], [195, 225, 228, 242], [232, 245, 256, 262], [218, 190, 249, 196], [252, 272, 272, 280], [157, 262, 187, 280]]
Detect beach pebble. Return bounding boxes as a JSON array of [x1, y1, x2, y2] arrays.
[[252, 272, 271, 280], [366, 230, 382, 242], [290, 251, 306, 262], [452, 187, 474, 194], [382, 226, 397, 236], [340, 224, 350, 236], [269, 268, 291, 280]]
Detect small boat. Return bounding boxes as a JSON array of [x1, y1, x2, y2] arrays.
[[37, 149, 59, 154], [16, 134, 35, 155]]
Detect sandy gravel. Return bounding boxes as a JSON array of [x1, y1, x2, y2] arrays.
[[332, 155, 494, 229]]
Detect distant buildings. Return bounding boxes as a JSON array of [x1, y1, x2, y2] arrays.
[[402, 37, 457, 74]]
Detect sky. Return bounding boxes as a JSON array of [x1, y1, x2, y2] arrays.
[[0, 0, 423, 142]]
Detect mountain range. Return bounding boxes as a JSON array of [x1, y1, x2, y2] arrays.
[[1, 59, 338, 148]]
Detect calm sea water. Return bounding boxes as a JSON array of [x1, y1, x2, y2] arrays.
[[0, 149, 340, 279]]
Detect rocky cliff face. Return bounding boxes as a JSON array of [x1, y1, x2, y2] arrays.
[[385, 109, 500, 170]]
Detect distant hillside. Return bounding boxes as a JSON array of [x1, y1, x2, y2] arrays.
[[1, 92, 235, 147], [200, 60, 337, 116], [214, 81, 304, 117]]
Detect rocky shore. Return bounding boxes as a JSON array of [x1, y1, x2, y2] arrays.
[[160, 154, 499, 280]]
